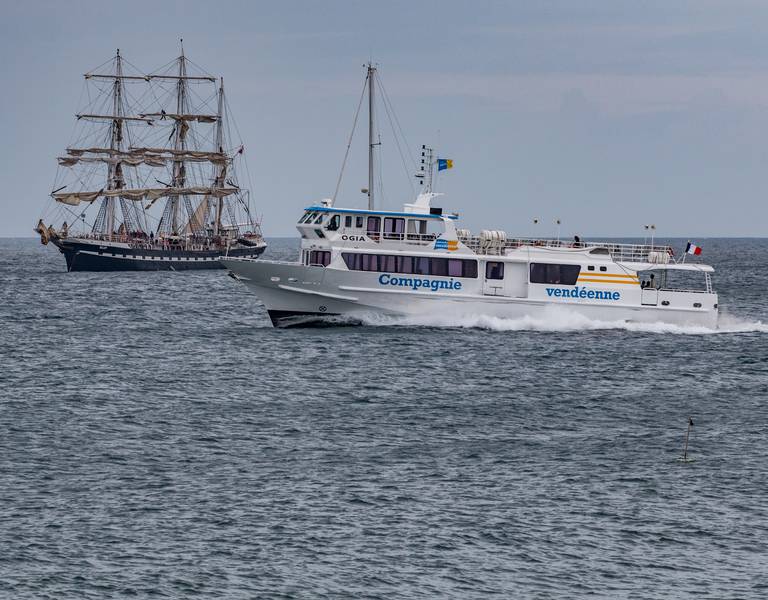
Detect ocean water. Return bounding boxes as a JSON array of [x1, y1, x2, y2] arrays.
[[1, 237, 767, 599]]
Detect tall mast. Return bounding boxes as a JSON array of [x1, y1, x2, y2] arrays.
[[106, 49, 123, 236], [367, 63, 375, 211], [170, 41, 187, 235], [213, 78, 225, 236]]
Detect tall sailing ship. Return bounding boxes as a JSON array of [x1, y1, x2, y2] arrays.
[[36, 46, 266, 271]]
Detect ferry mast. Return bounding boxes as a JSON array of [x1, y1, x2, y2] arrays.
[[366, 63, 376, 211]]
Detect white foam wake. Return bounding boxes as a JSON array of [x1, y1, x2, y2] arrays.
[[357, 308, 768, 336]]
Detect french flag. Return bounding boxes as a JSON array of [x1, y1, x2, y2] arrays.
[[686, 242, 702, 256]]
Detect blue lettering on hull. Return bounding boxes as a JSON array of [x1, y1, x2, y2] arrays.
[[546, 286, 620, 301], [379, 273, 462, 292]]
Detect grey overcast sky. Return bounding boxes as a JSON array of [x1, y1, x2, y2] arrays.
[[3, 0, 768, 237]]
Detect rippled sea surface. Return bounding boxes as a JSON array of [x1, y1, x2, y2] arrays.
[[2, 237, 768, 599]]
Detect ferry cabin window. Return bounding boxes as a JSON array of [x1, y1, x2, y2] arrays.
[[361, 253, 378, 271], [407, 219, 427, 238], [344, 215, 352, 228], [309, 250, 331, 266], [326, 214, 340, 231], [639, 270, 705, 291], [413, 256, 429, 275], [299, 212, 314, 224], [486, 261, 504, 280], [313, 213, 325, 224], [367, 216, 381, 238], [396, 255, 413, 273], [431, 258, 448, 276], [342, 253, 478, 278], [383, 218, 405, 238], [449, 258, 474, 277], [356, 216, 364, 228], [426, 220, 443, 238], [381, 255, 396, 272], [530, 263, 581, 285]]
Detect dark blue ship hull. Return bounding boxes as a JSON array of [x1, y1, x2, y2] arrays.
[[52, 238, 266, 272]]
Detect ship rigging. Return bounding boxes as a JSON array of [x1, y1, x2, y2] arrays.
[[36, 44, 265, 271]]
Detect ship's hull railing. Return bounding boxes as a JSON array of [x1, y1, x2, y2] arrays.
[[61, 231, 263, 252]]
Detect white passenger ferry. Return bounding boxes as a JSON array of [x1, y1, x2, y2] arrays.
[[222, 195, 717, 328], [222, 65, 718, 328]]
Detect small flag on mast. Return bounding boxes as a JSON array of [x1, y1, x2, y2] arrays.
[[685, 241, 702, 256], [437, 158, 453, 171]]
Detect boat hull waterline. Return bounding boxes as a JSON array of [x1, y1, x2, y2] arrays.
[[222, 258, 719, 329], [55, 238, 266, 272]]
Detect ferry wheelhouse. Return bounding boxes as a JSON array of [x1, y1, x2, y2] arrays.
[[222, 63, 717, 328]]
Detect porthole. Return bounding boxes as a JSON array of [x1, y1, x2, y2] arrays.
[[599, 266, 607, 272], [587, 265, 595, 271], [661, 300, 670, 306], [693, 302, 702, 308]]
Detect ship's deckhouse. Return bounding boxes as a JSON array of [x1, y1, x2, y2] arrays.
[[297, 205, 457, 245]]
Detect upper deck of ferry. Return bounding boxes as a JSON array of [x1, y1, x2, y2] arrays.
[[295, 201, 705, 269]]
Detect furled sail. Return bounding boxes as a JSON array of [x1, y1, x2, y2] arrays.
[[65, 147, 228, 163], [140, 113, 218, 123], [58, 155, 220, 167], [129, 147, 227, 161], [76, 114, 155, 123], [53, 186, 239, 206], [54, 191, 102, 205]]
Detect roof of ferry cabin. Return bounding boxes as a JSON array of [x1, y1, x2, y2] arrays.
[[303, 206, 460, 220]]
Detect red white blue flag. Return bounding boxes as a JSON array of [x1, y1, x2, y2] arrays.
[[685, 242, 702, 256]]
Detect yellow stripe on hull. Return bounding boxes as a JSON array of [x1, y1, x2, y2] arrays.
[[580, 272, 638, 279], [577, 277, 638, 285]]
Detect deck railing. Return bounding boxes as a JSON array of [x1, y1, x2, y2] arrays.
[[458, 236, 675, 263], [371, 230, 675, 263], [60, 231, 261, 252]]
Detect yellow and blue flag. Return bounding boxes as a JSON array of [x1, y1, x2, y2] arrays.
[[437, 158, 453, 171], [434, 239, 459, 251]]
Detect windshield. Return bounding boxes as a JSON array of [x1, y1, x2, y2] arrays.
[[639, 269, 709, 291]]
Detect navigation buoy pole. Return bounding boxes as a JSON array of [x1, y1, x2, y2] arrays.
[[680, 416, 695, 463]]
